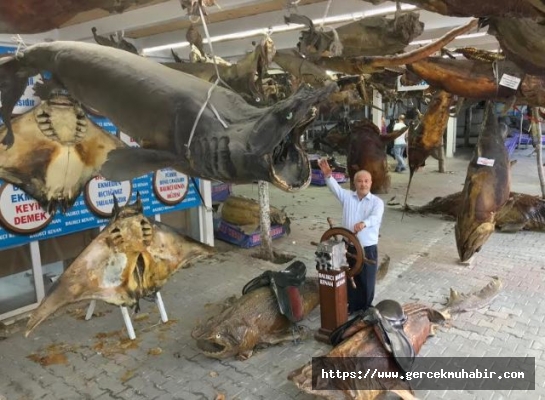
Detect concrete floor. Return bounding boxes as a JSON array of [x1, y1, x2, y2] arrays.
[[0, 146, 544, 400]]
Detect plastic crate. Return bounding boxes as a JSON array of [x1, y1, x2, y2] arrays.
[[213, 218, 286, 248]]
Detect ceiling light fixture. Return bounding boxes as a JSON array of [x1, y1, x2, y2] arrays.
[[142, 4, 417, 54], [409, 30, 488, 46]]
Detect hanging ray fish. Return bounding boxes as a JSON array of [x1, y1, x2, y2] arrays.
[[0, 83, 125, 213], [455, 102, 510, 262], [0, 41, 336, 192], [25, 195, 214, 337]]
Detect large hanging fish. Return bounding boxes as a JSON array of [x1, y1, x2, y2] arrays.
[[455, 102, 510, 262], [0, 41, 336, 192], [25, 195, 214, 337], [0, 86, 125, 213]]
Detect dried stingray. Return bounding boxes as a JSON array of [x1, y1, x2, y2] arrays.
[[0, 85, 125, 212]]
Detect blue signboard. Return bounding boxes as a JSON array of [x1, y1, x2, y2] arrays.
[[0, 102, 201, 251]]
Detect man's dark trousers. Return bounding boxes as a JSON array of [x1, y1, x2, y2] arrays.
[[347, 244, 378, 313]]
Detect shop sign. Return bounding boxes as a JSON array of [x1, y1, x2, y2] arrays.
[[85, 177, 133, 217], [0, 184, 53, 233], [153, 168, 188, 205]]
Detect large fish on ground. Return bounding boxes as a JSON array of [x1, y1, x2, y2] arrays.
[[405, 191, 545, 232], [455, 102, 510, 262], [0, 41, 336, 192], [25, 195, 214, 337], [347, 119, 408, 194], [0, 86, 125, 213], [191, 274, 319, 360], [288, 277, 502, 399]]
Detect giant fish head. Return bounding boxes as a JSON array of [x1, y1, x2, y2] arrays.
[[192, 317, 255, 360], [25, 194, 214, 337], [247, 82, 337, 191]]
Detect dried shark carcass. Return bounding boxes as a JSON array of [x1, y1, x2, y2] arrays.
[[405, 191, 545, 232], [0, 81, 125, 213], [91, 27, 138, 54], [0, 0, 168, 33], [482, 17, 545, 76], [406, 57, 545, 106], [165, 36, 276, 105], [287, 277, 502, 399], [25, 195, 214, 337], [0, 41, 336, 192], [314, 19, 478, 75], [285, 11, 423, 58], [359, 0, 545, 19], [455, 102, 511, 262]]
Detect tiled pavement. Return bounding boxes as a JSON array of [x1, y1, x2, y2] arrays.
[[1, 147, 544, 400]]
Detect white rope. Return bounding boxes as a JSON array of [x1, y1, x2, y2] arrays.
[[12, 34, 26, 57], [184, 4, 228, 160], [320, 0, 333, 29]]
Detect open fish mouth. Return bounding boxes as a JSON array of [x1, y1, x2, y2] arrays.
[[268, 107, 317, 190], [196, 339, 232, 358]]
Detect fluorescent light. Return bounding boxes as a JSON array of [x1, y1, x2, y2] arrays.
[[143, 4, 417, 54], [409, 30, 488, 46]]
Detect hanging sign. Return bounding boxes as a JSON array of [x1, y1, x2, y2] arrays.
[[85, 177, 133, 217], [0, 184, 53, 233], [397, 76, 429, 92], [153, 168, 189, 205]]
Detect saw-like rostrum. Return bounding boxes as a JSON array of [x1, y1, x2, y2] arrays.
[[455, 102, 511, 262], [484, 17, 545, 76], [0, 88, 125, 213], [25, 195, 214, 337], [406, 57, 545, 106], [0, 41, 336, 192], [288, 277, 502, 399], [0, 0, 167, 33]]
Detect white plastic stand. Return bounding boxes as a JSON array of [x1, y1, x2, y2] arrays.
[[85, 291, 168, 340]]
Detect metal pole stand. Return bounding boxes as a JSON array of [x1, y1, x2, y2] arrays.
[[85, 291, 169, 340]]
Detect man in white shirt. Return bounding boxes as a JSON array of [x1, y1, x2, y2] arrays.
[[318, 158, 385, 314], [392, 114, 407, 172]]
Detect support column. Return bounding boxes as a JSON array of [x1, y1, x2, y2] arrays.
[[446, 116, 457, 158], [372, 90, 382, 128]]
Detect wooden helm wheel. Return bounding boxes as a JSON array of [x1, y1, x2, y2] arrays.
[[320, 227, 364, 279]]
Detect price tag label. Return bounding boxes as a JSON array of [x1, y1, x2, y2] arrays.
[[477, 157, 495, 167], [499, 74, 521, 90]]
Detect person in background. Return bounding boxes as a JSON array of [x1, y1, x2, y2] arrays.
[[392, 114, 407, 172], [318, 158, 385, 314]]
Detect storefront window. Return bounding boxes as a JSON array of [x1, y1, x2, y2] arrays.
[[0, 245, 35, 316]]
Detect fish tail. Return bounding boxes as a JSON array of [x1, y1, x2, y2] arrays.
[[25, 280, 72, 337], [0, 55, 29, 148]]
